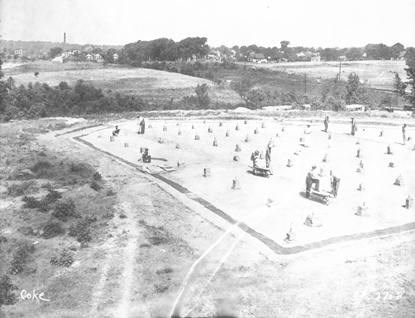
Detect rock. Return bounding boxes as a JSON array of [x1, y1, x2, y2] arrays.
[[355, 202, 369, 216], [404, 196, 413, 209], [203, 168, 211, 177], [232, 178, 241, 190], [394, 175, 403, 186]]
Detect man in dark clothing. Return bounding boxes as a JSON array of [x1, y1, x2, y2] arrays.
[[351, 118, 357, 136], [324, 116, 329, 132], [140, 118, 146, 134], [330, 171, 340, 197]]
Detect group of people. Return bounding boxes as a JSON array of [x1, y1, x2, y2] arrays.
[[250, 139, 274, 173], [324, 116, 408, 145], [305, 165, 340, 199]]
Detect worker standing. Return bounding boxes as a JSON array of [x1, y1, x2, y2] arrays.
[[251, 150, 260, 168], [140, 117, 146, 134], [265, 140, 274, 174], [351, 118, 357, 136], [324, 116, 329, 133], [138, 116, 146, 134], [330, 170, 340, 197], [402, 124, 407, 145]]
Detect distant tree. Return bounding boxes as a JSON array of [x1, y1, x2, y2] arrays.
[[58, 81, 70, 90], [319, 48, 340, 61], [345, 73, 368, 104], [0, 58, 7, 112], [403, 47, 415, 107], [280, 41, 290, 51], [194, 83, 210, 108], [346, 47, 363, 61], [364, 43, 392, 60], [394, 72, 407, 96], [0, 57, 3, 79], [230, 74, 254, 104], [49, 47, 63, 59], [177, 37, 209, 60], [390, 43, 405, 60]]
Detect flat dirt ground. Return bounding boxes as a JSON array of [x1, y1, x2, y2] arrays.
[[1, 115, 415, 318], [80, 118, 415, 251]]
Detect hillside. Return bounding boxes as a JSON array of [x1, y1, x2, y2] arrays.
[[3, 61, 242, 104], [249, 60, 407, 91]]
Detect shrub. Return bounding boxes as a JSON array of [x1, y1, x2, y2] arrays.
[[0, 275, 17, 308], [9, 242, 35, 275], [92, 172, 102, 181], [30, 160, 52, 175], [7, 181, 36, 197], [50, 249, 74, 267], [52, 199, 77, 221], [42, 190, 62, 206], [90, 180, 101, 191], [22, 196, 41, 209], [68, 217, 96, 244], [41, 220, 64, 239], [22, 190, 61, 212]]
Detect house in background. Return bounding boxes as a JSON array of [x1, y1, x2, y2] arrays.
[[14, 49, 23, 57], [310, 53, 321, 62], [249, 52, 267, 63], [94, 53, 104, 63]]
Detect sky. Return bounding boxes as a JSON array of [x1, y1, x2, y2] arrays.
[[1, 0, 415, 48]]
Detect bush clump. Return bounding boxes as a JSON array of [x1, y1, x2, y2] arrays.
[[68, 216, 96, 244], [50, 249, 74, 267], [7, 181, 36, 197], [22, 190, 62, 212], [30, 160, 52, 176], [93, 172, 102, 181], [9, 242, 35, 275], [22, 196, 41, 209], [90, 180, 101, 191], [52, 199, 78, 221], [0, 275, 17, 308], [41, 220, 64, 239]]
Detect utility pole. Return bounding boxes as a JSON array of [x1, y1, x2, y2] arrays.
[[304, 73, 307, 94], [338, 61, 342, 81]]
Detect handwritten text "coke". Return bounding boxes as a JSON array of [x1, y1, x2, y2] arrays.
[[20, 289, 50, 303]]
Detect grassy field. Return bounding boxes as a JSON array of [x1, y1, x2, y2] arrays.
[[248, 60, 407, 91], [3, 61, 242, 104]]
